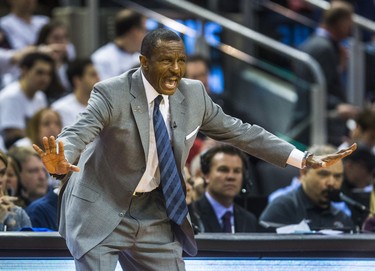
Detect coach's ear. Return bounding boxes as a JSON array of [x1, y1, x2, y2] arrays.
[[139, 55, 148, 71]]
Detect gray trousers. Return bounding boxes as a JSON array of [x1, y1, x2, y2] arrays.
[[75, 189, 185, 271]]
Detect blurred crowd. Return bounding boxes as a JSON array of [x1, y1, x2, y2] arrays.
[[0, 0, 375, 235]]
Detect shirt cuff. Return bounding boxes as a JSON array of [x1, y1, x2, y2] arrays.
[[286, 148, 304, 169]]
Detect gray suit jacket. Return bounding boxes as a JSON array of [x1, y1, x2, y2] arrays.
[[57, 68, 295, 259]]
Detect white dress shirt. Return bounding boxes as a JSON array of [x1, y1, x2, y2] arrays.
[[287, 149, 305, 169], [134, 72, 171, 192]]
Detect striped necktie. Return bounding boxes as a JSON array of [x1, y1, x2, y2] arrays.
[[153, 95, 188, 225]]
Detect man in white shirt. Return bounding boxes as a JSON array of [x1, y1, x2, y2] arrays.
[[52, 59, 99, 128], [0, 52, 53, 149], [0, 0, 49, 50], [91, 9, 147, 80], [0, 0, 48, 86]]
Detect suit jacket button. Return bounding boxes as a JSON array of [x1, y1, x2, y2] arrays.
[[119, 212, 125, 217]]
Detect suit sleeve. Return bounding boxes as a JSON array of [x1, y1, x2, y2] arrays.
[[57, 84, 113, 164], [197, 83, 295, 167]]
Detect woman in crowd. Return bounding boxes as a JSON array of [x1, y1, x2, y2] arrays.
[[5, 155, 21, 198], [35, 20, 76, 102], [0, 150, 31, 231], [15, 107, 62, 148]]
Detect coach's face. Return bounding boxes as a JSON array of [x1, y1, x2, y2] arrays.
[[140, 39, 186, 95]]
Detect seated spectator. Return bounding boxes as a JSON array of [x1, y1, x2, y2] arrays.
[[91, 9, 146, 80], [0, 46, 38, 89], [267, 146, 375, 226], [342, 146, 375, 194], [362, 188, 375, 233], [0, 0, 49, 86], [339, 108, 375, 154], [341, 146, 375, 227], [260, 145, 354, 231], [0, 26, 38, 87], [192, 144, 258, 233], [52, 59, 99, 128], [35, 20, 76, 101], [0, 0, 49, 50], [15, 107, 62, 148], [268, 175, 352, 219], [0, 52, 54, 150], [0, 150, 31, 231], [4, 155, 21, 198], [7, 147, 49, 208], [25, 181, 59, 231]]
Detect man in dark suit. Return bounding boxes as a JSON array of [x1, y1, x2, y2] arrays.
[[33, 28, 356, 271], [292, 1, 358, 146], [193, 144, 258, 233]]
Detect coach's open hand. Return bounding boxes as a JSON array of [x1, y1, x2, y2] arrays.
[[33, 136, 80, 175], [306, 143, 357, 169]]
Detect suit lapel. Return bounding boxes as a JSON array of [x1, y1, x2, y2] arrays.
[[169, 88, 186, 168], [233, 205, 242, 232], [130, 69, 149, 160], [199, 196, 223, 232]]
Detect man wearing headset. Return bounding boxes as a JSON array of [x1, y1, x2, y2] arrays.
[[192, 144, 258, 233]]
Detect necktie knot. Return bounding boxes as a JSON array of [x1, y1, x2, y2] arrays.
[[154, 95, 163, 110]]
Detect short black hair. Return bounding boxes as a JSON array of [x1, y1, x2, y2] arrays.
[[19, 52, 54, 70], [115, 9, 144, 37], [140, 28, 182, 58], [200, 144, 248, 175], [66, 58, 93, 89]]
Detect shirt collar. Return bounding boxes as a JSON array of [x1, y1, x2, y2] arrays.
[[205, 191, 234, 222], [141, 71, 169, 105]]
